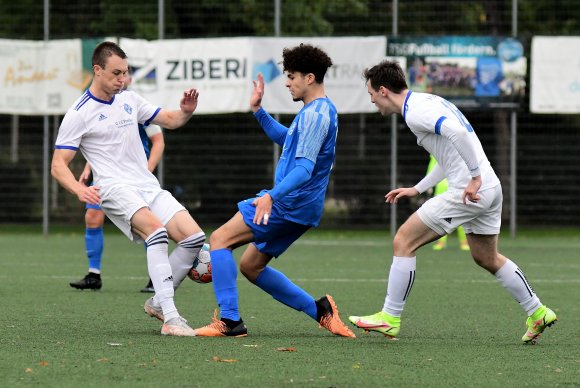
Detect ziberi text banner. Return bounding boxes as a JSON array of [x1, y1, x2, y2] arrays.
[[121, 36, 386, 114], [0, 37, 386, 115]]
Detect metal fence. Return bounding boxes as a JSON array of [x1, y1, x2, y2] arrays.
[[1, 0, 579, 232]]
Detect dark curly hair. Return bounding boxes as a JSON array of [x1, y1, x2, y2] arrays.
[[282, 43, 333, 84], [363, 60, 408, 93], [92, 41, 127, 69]]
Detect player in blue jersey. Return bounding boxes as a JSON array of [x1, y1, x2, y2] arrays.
[[348, 60, 557, 344], [193, 43, 355, 338], [52, 41, 205, 336], [69, 73, 164, 292]]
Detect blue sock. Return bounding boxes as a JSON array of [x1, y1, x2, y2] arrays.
[[255, 266, 317, 320], [85, 227, 103, 271], [211, 248, 240, 321]]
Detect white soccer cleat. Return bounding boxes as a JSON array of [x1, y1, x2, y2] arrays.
[[144, 296, 164, 322], [161, 316, 196, 337]]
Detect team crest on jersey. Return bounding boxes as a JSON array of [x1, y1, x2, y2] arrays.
[[123, 103, 133, 114], [288, 122, 296, 136]]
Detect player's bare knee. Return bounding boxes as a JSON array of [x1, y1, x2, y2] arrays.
[[471, 254, 496, 273], [393, 233, 414, 256], [208, 231, 228, 250]]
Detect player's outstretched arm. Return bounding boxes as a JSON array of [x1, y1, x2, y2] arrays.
[[155, 88, 199, 129], [385, 187, 419, 204]]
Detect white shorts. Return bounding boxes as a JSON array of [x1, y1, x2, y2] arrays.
[[100, 185, 186, 242], [417, 184, 503, 236]]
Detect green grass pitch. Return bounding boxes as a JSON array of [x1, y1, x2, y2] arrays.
[[0, 227, 578, 387]]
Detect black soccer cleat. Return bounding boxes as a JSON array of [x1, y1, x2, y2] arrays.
[[140, 278, 155, 293], [69, 273, 102, 290]]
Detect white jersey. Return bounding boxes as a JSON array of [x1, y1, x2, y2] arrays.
[[55, 89, 161, 197], [403, 91, 500, 192]]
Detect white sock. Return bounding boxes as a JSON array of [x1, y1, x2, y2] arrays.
[[382, 256, 417, 317], [145, 228, 179, 322], [168, 232, 206, 289], [495, 259, 541, 315]]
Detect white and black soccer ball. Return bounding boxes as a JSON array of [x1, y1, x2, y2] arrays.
[[188, 243, 212, 284]]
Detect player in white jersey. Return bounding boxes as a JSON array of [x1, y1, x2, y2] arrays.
[[348, 60, 557, 344], [69, 72, 164, 293], [52, 41, 205, 337]]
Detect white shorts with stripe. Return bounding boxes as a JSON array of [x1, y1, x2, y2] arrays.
[[417, 184, 502, 236], [100, 185, 186, 243]]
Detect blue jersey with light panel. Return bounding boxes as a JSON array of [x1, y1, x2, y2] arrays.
[[258, 97, 338, 227]]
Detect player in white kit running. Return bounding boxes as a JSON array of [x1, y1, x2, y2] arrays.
[[348, 60, 557, 344], [52, 41, 205, 336]]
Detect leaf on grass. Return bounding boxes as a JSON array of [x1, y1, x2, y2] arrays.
[[25, 368, 33, 373], [212, 356, 238, 363], [243, 344, 258, 347], [97, 358, 109, 363], [107, 343, 122, 346], [39, 361, 49, 367], [276, 347, 297, 352]]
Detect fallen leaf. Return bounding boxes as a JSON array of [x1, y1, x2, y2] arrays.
[[243, 344, 258, 347], [39, 361, 49, 367], [97, 358, 109, 363], [276, 347, 297, 352], [25, 368, 33, 373], [212, 356, 238, 362], [107, 343, 122, 346]]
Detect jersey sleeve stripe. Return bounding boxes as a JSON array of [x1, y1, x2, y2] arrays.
[[402, 91, 413, 120], [74, 93, 90, 111], [54, 145, 79, 151], [143, 107, 161, 127], [435, 116, 447, 135]]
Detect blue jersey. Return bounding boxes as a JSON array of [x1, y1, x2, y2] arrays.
[[138, 124, 151, 159], [260, 97, 338, 227]]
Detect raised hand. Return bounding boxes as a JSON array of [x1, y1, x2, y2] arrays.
[[250, 73, 265, 112], [180, 88, 200, 114]]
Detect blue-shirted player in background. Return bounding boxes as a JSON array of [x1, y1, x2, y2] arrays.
[[194, 43, 355, 338], [69, 73, 165, 292]]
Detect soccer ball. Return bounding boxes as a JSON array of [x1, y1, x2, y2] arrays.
[[188, 243, 212, 284]]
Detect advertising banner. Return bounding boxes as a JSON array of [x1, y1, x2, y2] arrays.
[[121, 37, 252, 114], [251, 36, 386, 114], [122, 36, 386, 114], [1, 36, 385, 115], [387, 36, 526, 107], [0, 39, 88, 115], [530, 36, 580, 114]]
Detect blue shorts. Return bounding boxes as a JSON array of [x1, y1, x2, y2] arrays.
[[238, 198, 310, 258]]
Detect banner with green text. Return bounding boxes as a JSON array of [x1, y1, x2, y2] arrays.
[[387, 36, 526, 108]]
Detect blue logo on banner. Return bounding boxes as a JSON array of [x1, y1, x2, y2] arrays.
[[252, 59, 282, 83], [497, 38, 523, 62]]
